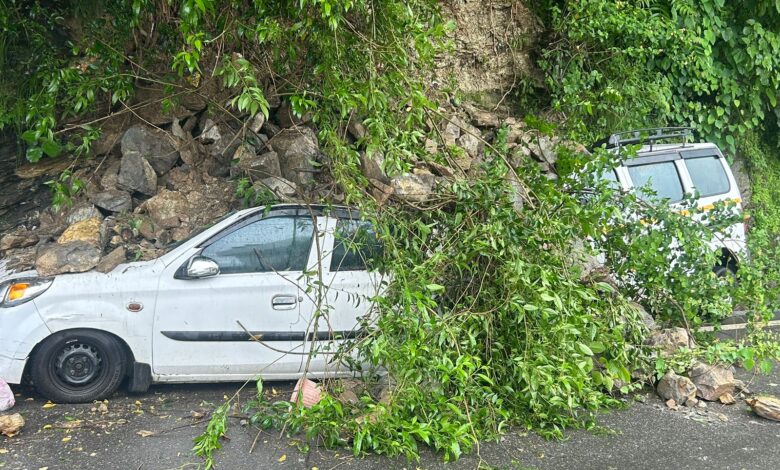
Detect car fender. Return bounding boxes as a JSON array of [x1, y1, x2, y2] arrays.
[[34, 260, 164, 366]]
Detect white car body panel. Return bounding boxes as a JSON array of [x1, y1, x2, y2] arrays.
[[0, 205, 381, 387]]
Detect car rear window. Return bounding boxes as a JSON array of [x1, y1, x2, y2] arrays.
[[627, 161, 684, 202], [685, 156, 730, 197]]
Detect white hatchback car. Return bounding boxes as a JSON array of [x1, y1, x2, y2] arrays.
[[0, 205, 383, 403], [596, 128, 747, 275]]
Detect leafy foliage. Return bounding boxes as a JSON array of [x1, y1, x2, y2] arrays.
[[538, 0, 780, 149]]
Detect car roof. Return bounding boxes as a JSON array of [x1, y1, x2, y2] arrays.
[[261, 203, 360, 219]]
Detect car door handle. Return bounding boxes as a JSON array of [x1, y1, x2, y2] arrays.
[[272, 295, 298, 310]]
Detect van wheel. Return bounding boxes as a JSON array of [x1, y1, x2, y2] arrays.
[[30, 330, 127, 404], [713, 264, 737, 280]]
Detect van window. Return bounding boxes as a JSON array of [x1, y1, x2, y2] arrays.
[[627, 161, 684, 202], [685, 156, 730, 197]]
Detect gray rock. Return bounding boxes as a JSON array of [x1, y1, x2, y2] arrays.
[[441, 117, 463, 147], [689, 362, 736, 401], [267, 127, 319, 186], [276, 100, 311, 128], [360, 150, 388, 184], [530, 135, 559, 165], [95, 246, 127, 274], [90, 190, 132, 213], [258, 177, 297, 200], [656, 370, 697, 405], [143, 190, 189, 229], [2, 246, 37, 273], [630, 302, 657, 331], [0, 227, 39, 251], [348, 119, 368, 140], [118, 152, 158, 196], [249, 113, 266, 134], [233, 144, 282, 179], [391, 171, 436, 203], [647, 327, 693, 356], [200, 118, 222, 143], [262, 121, 282, 138], [35, 241, 102, 277], [121, 125, 180, 176], [464, 104, 501, 128], [100, 160, 122, 190], [507, 174, 526, 212], [65, 203, 102, 225]]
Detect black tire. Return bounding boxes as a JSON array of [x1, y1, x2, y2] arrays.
[[713, 263, 737, 280], [30, 330, 127, 403]]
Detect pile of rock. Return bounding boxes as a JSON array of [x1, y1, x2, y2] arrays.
[[0, 85, 331, 277], [0, 82, 571, 278], [643, 325, 740, 408]]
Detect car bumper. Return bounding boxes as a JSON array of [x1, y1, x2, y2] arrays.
[[0, 353, 27, 385], [0, 301, 50, 384]]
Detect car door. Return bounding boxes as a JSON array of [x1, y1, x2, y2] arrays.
[[298, 214, 384, 375], [152, 208, 320, 380]]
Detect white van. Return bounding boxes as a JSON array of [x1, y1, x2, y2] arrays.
[[595, 128, 747, 276]]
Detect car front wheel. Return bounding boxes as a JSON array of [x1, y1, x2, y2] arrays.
[[30, 330, 127, 403]]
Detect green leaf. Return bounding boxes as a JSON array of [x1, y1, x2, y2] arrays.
[[21, 130, 37, 144], [26, 147, 43, 163], [425, 284, 445, 292], [577, 343, 594, 356], [41, 139, 61, 158]]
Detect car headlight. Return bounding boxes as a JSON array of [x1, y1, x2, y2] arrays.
[[0, 278, 53, 308]]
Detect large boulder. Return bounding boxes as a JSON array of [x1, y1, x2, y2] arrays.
[[2, 246, 37, 273], [90, 190, 132, 213], [233, 144, 282, 179], [65, 203, 102, 225], [360, 150, 388, 184], [35, 241, 102, 276], [118, 152, 158, 196], [100, 160, 122, 190], [440, 116, 481, 170], [121, 125, 180, 176], [647, 327, 694, 356], [57, 217, 106, 250], [0, 227, 39, 251], [391, 170, 436, 203], [656, 370, 697, 405], [258, 177, 297, 200], [143, 189, 190, 229], [267, 127, 319, 186], [689, 362, 735, 401], [95, 247, 127, 274]]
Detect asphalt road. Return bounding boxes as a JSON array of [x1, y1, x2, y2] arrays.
[[2, 368, 780, 470]]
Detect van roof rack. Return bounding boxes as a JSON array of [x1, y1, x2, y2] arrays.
[[593, 127, 694, 152]]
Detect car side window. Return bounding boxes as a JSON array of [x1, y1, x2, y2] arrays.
[[685, 156, 730, 197], [330, 219, 382, 272], [627, 161, 684, 202], [202, 216, 314, 274]]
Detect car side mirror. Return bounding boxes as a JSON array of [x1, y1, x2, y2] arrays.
[[185, 256, 220, 279]]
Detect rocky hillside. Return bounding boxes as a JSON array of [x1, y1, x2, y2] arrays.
[[0, 82, 563, 278]]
